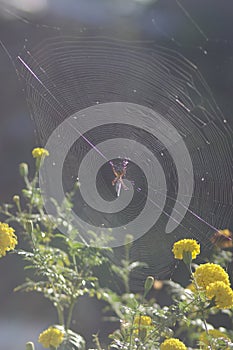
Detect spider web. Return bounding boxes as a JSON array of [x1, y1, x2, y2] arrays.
[[1, 0, 233, 286]]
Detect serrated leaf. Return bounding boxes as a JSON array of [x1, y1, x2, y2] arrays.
[[59, 328, 86, 350]]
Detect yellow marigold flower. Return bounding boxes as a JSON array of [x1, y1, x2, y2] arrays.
[[38, 327, 64, 349], [172, 239, 200, 260], [206, 281, 233, 309], [0, 222, 17, 257], [160, 338, 187, 350], [32, 147, 49, 158], [193, 263, 230, 290], [133, 315, 152, 336], [134, 315, 152, 327], [185, 283, 196, 293], [199, 329, 230, 349]]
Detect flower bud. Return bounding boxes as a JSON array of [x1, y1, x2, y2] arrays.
[[13, 195, 21, 211], [26, 342, 35, 350], [13, 195, 20, 205], [144, 276, 154, 297], [73, 180, 80, 190], [19, 162, 28, 177], [22, 189, 32, 198], [124, 234, 133, 246]]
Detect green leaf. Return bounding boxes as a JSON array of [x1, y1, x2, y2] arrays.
[[59, 328, 86, 350], [54, 234, 69, 240], [128, 261, 147, 271]]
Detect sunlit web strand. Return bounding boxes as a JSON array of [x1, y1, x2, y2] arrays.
[[149, 186, 221, 233], [17, 38, 232, 255], [175, 0, 209, 42], [26, 39, 218, 135], [18, 56, 108, 162], [17, 53, 218, 243], [21, 53, 226, 185]]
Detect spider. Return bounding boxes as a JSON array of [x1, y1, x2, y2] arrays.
[[110, 160, 129, 197]]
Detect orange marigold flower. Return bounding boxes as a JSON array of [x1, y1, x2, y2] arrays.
[[211, 229, 233, 248]]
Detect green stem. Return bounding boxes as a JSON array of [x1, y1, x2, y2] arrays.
[[93, 334, 103, 350], [189, 265, 212, 350], [57, 304, 65, 326], [28, 166, 40, 215], [66, 299, 75, 330], [124, 274, 130, 294], [24, 175, 31, 190], [72, 253, 78, 274], [122, 236, 132, 293], [128, 313, 136, 350], [66, 253, 78, 330]]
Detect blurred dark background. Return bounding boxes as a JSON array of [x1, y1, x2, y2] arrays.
[[0, 0, 233, 348]]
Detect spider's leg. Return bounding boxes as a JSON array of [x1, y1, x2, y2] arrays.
[[120, 178, 128, 191], [111, 165, 118, 177], [122, 168, 127, 176], [116, 180, 122, 197], [112, 177, 118, 186]]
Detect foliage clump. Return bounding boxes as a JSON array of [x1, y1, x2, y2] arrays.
[[0, 148, 233, 350]]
